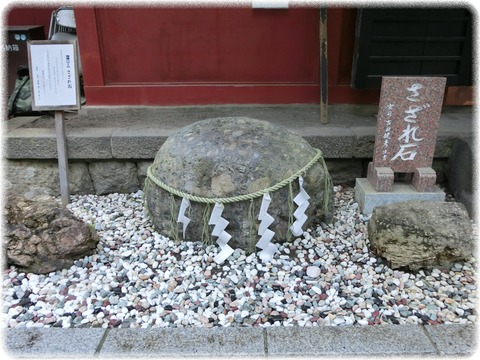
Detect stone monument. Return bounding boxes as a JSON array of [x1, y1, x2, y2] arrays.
[[355, 76, 447, 214], [144, 117, 333, 264]]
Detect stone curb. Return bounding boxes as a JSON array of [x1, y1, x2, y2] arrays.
[[4, 126, 465, 161], [3, 324, 476, 358], [5, 106, 472, 161]]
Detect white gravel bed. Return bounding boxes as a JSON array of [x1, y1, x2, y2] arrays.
[[2, 186, 477, 329]]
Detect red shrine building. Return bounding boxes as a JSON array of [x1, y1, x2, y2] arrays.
[[5, 5, 473, 107]]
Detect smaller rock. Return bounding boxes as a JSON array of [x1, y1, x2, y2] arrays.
[[306, 266, 321, 278], [4, 194, 98, 274], [368, 200, 474, 270]]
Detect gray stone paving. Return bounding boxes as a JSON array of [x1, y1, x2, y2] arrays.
[[3, 324, 476, 358]]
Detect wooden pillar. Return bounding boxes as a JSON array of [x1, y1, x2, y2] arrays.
[[320, 6, 328, 124]]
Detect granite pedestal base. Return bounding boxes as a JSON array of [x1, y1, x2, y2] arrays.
[[354, 178, 446, 215]]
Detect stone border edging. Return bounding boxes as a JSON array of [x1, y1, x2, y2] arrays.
[[4, 324, 476, 357]]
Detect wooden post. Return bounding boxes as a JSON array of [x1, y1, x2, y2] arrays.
[[55, 110, 70, 207], [320, 6, 328, 124]]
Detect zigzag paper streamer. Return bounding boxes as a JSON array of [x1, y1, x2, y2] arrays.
[[256, 193, 277, 262], [208, 203, 234, 264], [290, 176, 310, 237], [177, 197, 191, 239]]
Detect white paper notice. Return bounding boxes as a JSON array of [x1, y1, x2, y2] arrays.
[[256, 193, 276, 262], [208, 203, 234, 264], [177, 197, 191, 239], [29, 42, 79, 109], [290, 176, 310, 237]]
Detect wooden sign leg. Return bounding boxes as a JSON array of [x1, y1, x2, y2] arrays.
[[55, 111, 70, 207]]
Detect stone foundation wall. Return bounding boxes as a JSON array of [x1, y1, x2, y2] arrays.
[[5, 158, 448, 198]]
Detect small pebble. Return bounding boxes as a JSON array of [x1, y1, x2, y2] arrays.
[[306, 266, 321, 278]]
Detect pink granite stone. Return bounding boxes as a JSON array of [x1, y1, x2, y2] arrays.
[[373, 76, 446, 171], [412, 167, 437, 192], [367, 162, 394, 192], [368, 76, 446, 192]]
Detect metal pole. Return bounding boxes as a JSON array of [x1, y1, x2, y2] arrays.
[[54, 110, 70, 206]]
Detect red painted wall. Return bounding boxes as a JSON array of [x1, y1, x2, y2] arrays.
[[7, 6, 471, 106], [75, 7, 325, 105], [97, 8, 319, 84]]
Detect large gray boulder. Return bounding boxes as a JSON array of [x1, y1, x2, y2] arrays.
[[144, 117, 333, 250], [368, 200, 474, 270], [4, 195, 98, 274]]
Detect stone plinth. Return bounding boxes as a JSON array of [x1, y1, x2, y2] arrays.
[[355, 178, 445, 215]]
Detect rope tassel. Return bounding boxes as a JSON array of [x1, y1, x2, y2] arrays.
[[208, 203, 234, 264]]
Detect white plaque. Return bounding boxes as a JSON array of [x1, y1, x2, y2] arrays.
[[27, 40, 80, 111], [252, 0, 289, 8]]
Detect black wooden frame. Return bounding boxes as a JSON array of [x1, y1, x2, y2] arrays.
[[352, 8, 473, 89]]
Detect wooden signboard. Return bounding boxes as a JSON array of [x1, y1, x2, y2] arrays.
[[27, 40, 81, 206], [27, 40, 80, 111]]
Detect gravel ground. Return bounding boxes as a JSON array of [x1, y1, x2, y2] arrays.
[[2, 186, 477, 329]]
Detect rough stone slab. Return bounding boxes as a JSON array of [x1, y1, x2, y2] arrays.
[[99, 328, 265, 357], [424, 324, 477, 355], [6, 115, 42, 131], [351, 126, 376, 158], [355, 177, 445, 214], [111, 126, 171, 159], [303, 127, 356, 158], [4, 328, 106, 357], [325, 159, 364, 185], [5, 159, 94, 196], [89, 161, 140, 195], [5, 127, 114, 160], [67, 127, 115, 159], [266, 325, 437, 356], [6, 128, 58, 159]]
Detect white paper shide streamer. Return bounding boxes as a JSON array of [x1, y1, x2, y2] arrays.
[[256, 193, 277, 262], [176, 197, 191, 239], [290, 176, 310, 237], [209, 203, 234, 264]]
